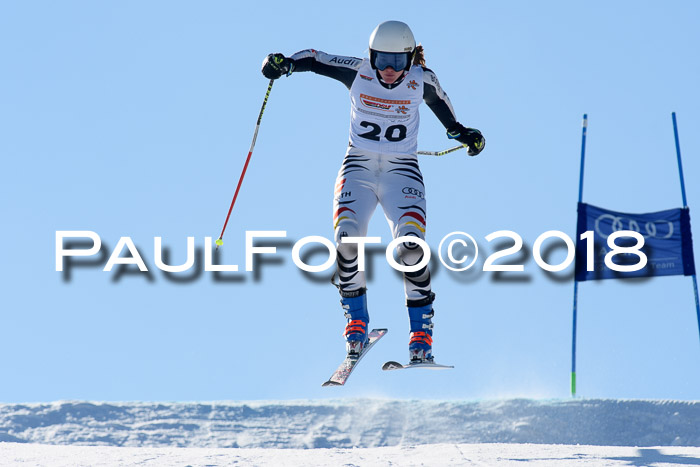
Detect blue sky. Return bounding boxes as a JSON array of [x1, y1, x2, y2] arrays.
[[1, 0, 699, 402]]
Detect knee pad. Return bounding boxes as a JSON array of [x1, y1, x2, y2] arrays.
[[335, 219, 362, 258], [395, 231, 427, 263]]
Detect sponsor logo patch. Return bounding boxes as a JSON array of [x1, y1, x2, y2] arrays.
[[359, 94, 410, 113], [402, 187, 424, 199], [328, 56, 360, 67]]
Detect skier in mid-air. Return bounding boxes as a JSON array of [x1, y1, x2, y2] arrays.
[[261, 20, 485, 364]]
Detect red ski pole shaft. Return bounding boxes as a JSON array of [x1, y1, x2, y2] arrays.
[[217, 79, 275, 247]]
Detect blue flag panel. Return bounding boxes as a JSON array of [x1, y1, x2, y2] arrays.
[[575, 202, 696, 281]]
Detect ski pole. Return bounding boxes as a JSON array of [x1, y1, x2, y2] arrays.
[[417, 144, 466, 156], [216, 79, 275, 248]]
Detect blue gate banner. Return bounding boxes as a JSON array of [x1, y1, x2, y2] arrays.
[[575, 202, 696, 281]]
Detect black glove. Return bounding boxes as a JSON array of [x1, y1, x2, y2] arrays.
[[261, 53, 293, 80], [447, 123, 485, 156]]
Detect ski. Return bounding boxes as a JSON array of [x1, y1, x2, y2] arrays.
[[322, 328, 388, 386], [381, 360, 454, 371]]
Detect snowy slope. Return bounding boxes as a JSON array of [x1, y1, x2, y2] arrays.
[[0, 399, 698, 449], [2, 442, 700, 466]]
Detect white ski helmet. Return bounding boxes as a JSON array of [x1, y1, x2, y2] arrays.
[[369, 21, 416, 71]]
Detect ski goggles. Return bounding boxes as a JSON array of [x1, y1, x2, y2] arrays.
[[372, 51, 411, 71]]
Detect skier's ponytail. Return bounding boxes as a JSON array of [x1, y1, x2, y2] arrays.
[[413, 45, 425, 67]]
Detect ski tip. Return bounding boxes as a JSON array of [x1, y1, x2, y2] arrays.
[[322, 380, 344, 387], [382, 361, 404, 371]]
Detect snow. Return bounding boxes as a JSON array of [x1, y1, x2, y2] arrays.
[[0, 399, 699, 465], [1, 443, 700, 466]]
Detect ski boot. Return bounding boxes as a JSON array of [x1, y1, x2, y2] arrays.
[[341, 288, 369, 358], [408, 293, 435, 363]]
